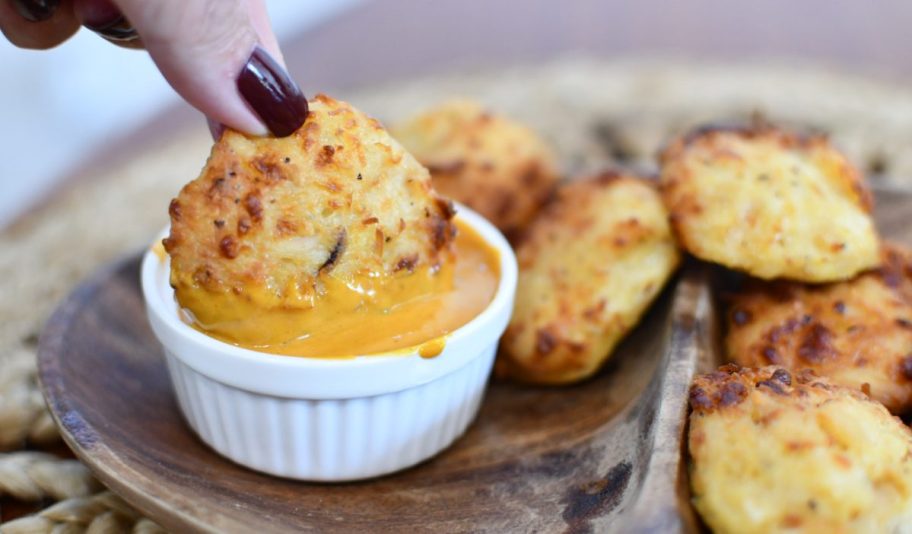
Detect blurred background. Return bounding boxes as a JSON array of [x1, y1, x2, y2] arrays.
[[3, 0, 912, 229], [0, 0, 360, 228]]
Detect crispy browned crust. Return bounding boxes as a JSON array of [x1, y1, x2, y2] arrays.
[[497, 171, 680, 384], [660, 124, 873, 212], [392, 99, 559, 238], [164, 94, 455, 306], [725, 243, 912, 414], [660, 124, 879, 282], [689, 364, 856, 415], [688, 363, 912, 533]]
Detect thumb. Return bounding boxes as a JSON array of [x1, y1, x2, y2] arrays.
[[85, 0, 308, 137]]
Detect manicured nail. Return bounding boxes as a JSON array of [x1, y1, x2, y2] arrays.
[[81, 1, 138, 44], [236, 46, 309, 137], [207, 118, 225, 141], [12, 0, 59, 22]]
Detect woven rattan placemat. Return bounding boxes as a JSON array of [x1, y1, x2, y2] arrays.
[[3, 58, 912, 532]]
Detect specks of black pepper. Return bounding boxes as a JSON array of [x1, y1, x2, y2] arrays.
[[797, 323, 836, 363], [808, 499, 818, 511], [356, 173, 363, 181], [424, 207, 431, 218], [719, 381, 748, 406], [897, 318, 912, 329], [902, 354, 912, 381], [284, 157, 291, 164], [219, 236, 238, 259], [762, 346, 781, 364], [395, 255, 418, 272], [319, 230, 347, 273], [385, 236, 391, 243], [772, 368, 792, 385], [228, 171, 237, 177], [561, 462, 632, 534], [834, 301, 846, 314], [244, 194, 264, 221], [732, 308, 751, 326], [234, 198, 240, 204], [536, 329, 557, 355], [757, 378, 786, 395], [689, 386, 713, 411], [213, 219, 225, 228]]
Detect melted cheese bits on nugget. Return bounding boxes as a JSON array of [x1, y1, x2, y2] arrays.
[[497, 173, 680, 384], [689, 365, 912, 534], [726, 243, 912, 414], [392, 99, 559, 237], [660, 125, 879, 282], [164, 94, 455, 314]]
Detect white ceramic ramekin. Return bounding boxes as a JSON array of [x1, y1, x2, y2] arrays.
[[141, 205, 516, 481]]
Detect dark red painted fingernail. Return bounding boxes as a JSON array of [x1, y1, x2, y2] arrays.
[[81, 1, 138, 43], [12, 0, 59, 22], [207, 118, 225, 141], [236, 46, 309, 137]]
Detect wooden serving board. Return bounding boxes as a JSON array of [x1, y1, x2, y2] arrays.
[[36, 189, 912, 533]]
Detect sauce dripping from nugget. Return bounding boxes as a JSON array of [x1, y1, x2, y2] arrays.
[[172, 219, 499, 358]]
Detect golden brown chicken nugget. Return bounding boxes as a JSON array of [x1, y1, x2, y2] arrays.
[[392, 99, 559, 238], [725, 243, 912, 414], [164, 94, 455, 319], [689, 365, 912, 534], [660, 125, 879, 282], [497, 172, 680, 384]]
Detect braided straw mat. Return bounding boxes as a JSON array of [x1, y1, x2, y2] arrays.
[[4, 58, 912, 532]]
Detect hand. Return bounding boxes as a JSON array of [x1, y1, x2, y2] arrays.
[[0, 0, 309, 137]]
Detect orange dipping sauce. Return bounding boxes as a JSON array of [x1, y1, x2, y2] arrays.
[[172, 219, 500, 358]]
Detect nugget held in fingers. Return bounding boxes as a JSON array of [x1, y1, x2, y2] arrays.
[[660, 125, 879, 282], [497, 172, 680, 384], [164, 94, 456, 324], [726, 243, 912, 414], [392, 99, 559, 238], [689, 365, 912, 534]]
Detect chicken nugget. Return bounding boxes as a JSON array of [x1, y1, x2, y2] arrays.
[[725, 243, 912, 414], [164, 94, 456, 324], [660, 125, 879, 282], [689, 365, 912, 534], [497, 172, 680, 384], [392, 99, 559, 238]]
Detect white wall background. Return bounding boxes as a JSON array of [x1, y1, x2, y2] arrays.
[[0, 0, 361, 229]]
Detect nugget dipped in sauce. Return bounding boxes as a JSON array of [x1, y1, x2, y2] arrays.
[[163, 95, 475, 355], [726, 243, 912, 414], [497, 172, 680, 384], [392, 99, 559, 238], [689, 365, 912, 534], [660, 125, 879, 282]]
